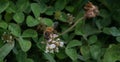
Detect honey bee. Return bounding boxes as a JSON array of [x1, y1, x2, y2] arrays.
[[43, 22, 58, 40], [44, 27, 54, 40]]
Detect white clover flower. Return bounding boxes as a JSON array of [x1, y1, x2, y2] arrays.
[[59, 42, 64, 47], [49, 44, 56, 49], [44, 33, 64, 53]]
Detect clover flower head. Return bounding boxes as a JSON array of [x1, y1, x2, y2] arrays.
[[45, 34, 64, 53]]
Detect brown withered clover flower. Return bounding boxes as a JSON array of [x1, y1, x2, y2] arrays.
[[84, 1, 99, 18]]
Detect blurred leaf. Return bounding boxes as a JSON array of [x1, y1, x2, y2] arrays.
[[0, 21, 8, 29], [65, 6, 74, 12], [103, 44, 120, 62], [45, 7, 55, 15], [110, 27, 120, 36], [18, 37, 32, 52], [82, 24, 100, 37], [67, 40, 82, 48], [103, 27, 111, 35], [99, 9, 110, 18], [26, 15, 40, 27], [4, 12, 13, 22], [26, 58, 34, 62], [56, 50, 67, 59], [43, 53, 56, 62], [6, 1, 17, 13], [113, 9, 120, 23], [116, 37, 120, 42], [88, 35, 97, 45], [80, 45, 90, 60], [99, 0, 120, 11], [38, 2, 47, 13], [0, 42, 14, 61], [0, 0, 9, 13], [31, 3, 41, 18], [16, 0, 29, 12], [22, 29, 38, 38], [42, 18, 53, 26], [75, 17, 84, 35], [13, 12, 25, 23], [16, 51, 27, 62], [90, 44, 101, 60], [65, 48, 78, 61], [55, 0, 66, 11], [8, 23, 21, 37]]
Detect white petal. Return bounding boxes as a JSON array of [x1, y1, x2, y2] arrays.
[[49, 44, 56, 49], [50, 50, 54, 53], [53, 34, 58, 38], [55, 47, 59, 52], [10, 36, 12, 39], [56, 38, 60, 41], [59, 42, 64, 47]]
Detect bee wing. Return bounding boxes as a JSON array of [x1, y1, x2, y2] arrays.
[[53, 22, 59, 29]]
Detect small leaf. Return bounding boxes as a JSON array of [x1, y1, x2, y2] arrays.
[[26, 58, 34, 62], [116, 37, 120, 42], [0, 42, 14, 61], [0, 21, 8, 29], [56, 50, 67, 59], [65, 6, 74, 12], [16, 51, 27, 62], [103, 44, 120, 62], [43, 53, 56, 62], [18, 37, 32, 52], [42, 18, 53, 26], [90, 44, 101, 60], [31, 3, 41, 18], [55, 0, 66, 10], [13, 12, 25, 23], [88, 35, 97, 44], [67, 40, 82, 48], [45, 7, 55, 15], [82, 24, 100, 37], [16, 0, 29, 12], [8, 23, 21, 37], [65, 48, 78, 61], [22, 29, 38, 38], [0, 0, 9, 13], [103, 27, 111, 35], [80, 45, 90, 60], [26, 15, 40, 27], [38, 2, 47, 13], [110, 27, 120, 36]]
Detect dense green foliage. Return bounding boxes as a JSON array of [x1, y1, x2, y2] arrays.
[[0, 0, 120, 62]]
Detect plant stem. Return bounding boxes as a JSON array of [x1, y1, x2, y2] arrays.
[[59, 17, 84, 36]]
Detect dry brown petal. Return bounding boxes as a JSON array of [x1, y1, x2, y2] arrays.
[[84, 10, 96, 18]]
